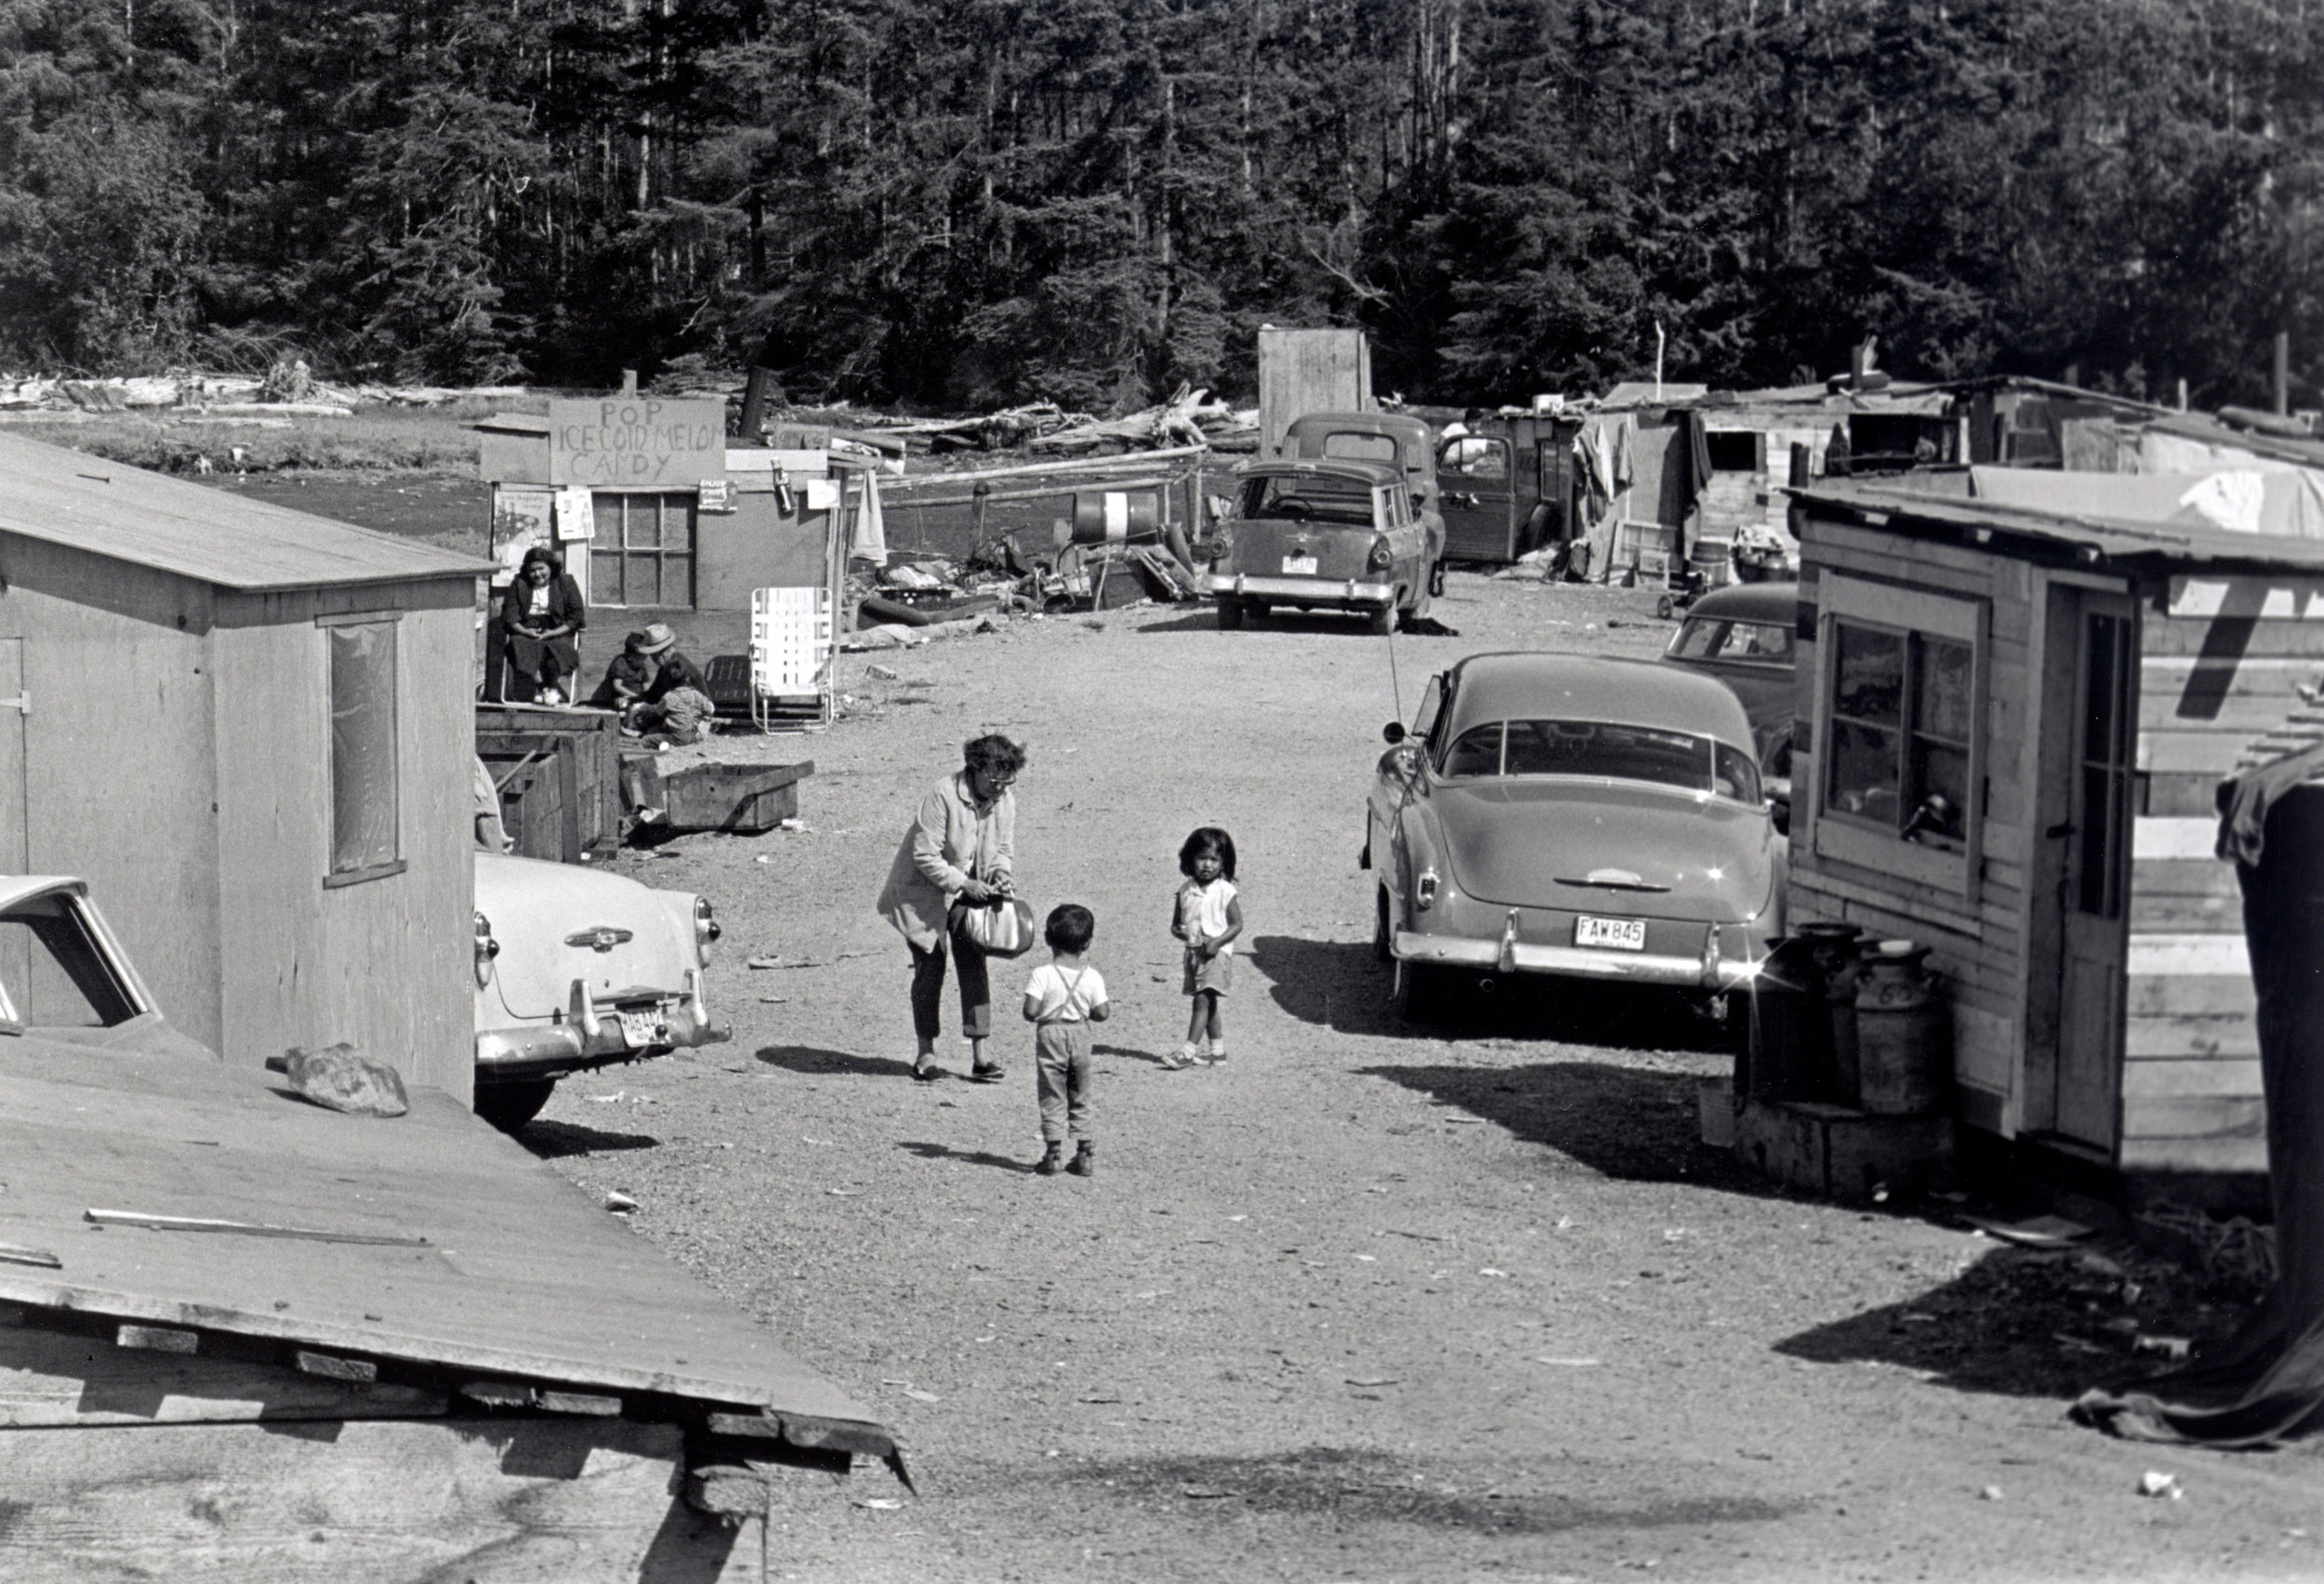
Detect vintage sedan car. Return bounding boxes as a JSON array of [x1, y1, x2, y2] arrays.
[[1660, 580, 1802, 803], [1363, 653, 1785, 1023], [0, 875, 217, 1059], [1203, 456, 1442, 633], [472, 850, 723, 1130]]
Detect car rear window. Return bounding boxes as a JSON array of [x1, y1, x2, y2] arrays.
[[1320, 433, 1398, 466], [1239, 476, 1374, 526], [1669, 618, 1793, 664], [1440, 719, 1762, 802]]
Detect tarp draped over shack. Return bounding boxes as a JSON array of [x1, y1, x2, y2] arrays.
[[1971, 465, 2324, 539], [2079, 769, 2324, 1447]]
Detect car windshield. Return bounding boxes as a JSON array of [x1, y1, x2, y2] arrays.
[[0, 893, 139, 1029], [1440, 719, 1762, 802], [1238, 475, 1374, 526], [1669, 617, 1793, 664]]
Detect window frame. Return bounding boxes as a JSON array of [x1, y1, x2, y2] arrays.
[[588, 489, 697, 609], [319, 611, 406, 890], [1807, 574, 1988, 902]]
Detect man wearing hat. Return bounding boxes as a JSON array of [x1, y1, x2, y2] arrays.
[[627, 622, 717, 744]]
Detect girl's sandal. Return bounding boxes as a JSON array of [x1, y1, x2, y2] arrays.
[[911, 1061, 943, 1082], [968, 1063, 1008, 1084]]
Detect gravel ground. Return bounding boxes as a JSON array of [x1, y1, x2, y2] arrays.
[[524, 572, 2324, 1583]]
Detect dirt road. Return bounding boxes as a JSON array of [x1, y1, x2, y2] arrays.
[[536, 574, 2322, 1583]]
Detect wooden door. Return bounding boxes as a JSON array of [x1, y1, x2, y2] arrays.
[[2054, 593, 2136, 1150], [1435, 434, 1515, 561]]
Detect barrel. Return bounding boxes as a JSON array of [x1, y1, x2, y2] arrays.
[[1071, 491, 1161, 545], [1802, 923, 1867, 1108], [1746, 933, 1834, 1102], [1855, 940, 1949, 1115]]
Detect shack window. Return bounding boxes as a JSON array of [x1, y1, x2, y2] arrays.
[[1809, 575, 1987, 901], [589, 492, 696, 609], [1705, 431, 1762, 472], [326, 619, 402, 885]]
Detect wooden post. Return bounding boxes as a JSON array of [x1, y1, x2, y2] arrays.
[[2277, 331, 2291, 416]]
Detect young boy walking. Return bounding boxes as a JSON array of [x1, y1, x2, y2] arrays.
[[1022, 904, 1110, 1177]]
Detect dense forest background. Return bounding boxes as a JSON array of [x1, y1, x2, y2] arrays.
[[1, 0, 2319, 411]]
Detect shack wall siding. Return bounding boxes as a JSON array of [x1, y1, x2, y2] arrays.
[[1790, 520, 2032, 1120], [213, 588, 474, 1100], [0, 535, 227, 1046]]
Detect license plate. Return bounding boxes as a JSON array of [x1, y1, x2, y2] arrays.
[[616, 1010, 664, 1047], [1575, 916, 1646, 952], [1281, 555, 1319, 575]]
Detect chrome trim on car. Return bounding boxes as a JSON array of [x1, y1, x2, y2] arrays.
[[564, 926, 635, 953], [1201, 574, 1395, 602], [474, 1023, 587, 1076], [1393, 931, 1761, 987]]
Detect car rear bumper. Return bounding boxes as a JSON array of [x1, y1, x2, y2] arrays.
[[477, 970, 727, 1082], [1203, 573, 1395, 606], [1393, 930, 1761, 989]]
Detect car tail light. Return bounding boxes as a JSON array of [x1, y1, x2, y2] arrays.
[[1415, 867, 1439, 910], [1367, 537, 1393, 570], [474, 912, 500, 988], [694, 897, 720, 966]]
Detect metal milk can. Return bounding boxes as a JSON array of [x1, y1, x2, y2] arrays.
[[1854, 940, 1949, 1115]]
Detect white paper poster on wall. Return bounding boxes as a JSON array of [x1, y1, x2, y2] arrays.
[[554, 485, 595, 540], [805, 478, 838, 511]]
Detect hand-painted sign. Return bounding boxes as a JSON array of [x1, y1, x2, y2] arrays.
[[548, 398, 726, 488]]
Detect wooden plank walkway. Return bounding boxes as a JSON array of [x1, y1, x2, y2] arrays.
[[0, 1037, 882, 1438]]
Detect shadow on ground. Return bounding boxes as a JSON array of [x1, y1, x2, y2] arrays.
[[1774, 1245, 2249, 1402], [1254, 933, 1733, 1054], [898, 1140, 1037, 1175], [997, 1445, 1801, 1535], [1360, 1059, 1760, 1191], [516, 1119, 662, 1158], [757, 1044, 910, 1078]]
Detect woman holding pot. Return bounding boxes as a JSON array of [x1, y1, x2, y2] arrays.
[[878, 734, 1025, 1083]]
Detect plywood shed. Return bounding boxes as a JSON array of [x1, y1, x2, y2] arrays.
[[0, 1031, 894, 1579], [1258, 327, 1372, 457], [0, 432, 489, 1100], [1787, 476, 2324, 1201]]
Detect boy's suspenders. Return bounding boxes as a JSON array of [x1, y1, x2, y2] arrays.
[[1050, 966, 1089, 1023]]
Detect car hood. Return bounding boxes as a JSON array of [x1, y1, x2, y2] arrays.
[[477, 851, 698, 1020], [1429, 778, 1776, 920]]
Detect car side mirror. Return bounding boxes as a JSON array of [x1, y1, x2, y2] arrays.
[[1382, 721, 1406, 745]]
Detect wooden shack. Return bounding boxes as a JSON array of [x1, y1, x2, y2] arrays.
[[1788, 477, 2324, 1199], [1258, 327, 1372, 457], [0, 1033, 896, 1578], [478, 403, 843, 615], [0, 433, 488, 1100]]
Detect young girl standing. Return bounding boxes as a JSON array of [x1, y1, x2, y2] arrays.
[[1169, 827, 1244, 1069]]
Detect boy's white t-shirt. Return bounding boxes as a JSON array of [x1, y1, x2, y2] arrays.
[[1024, 962, 1107, 1023], [1179, 878, 1238, 956]]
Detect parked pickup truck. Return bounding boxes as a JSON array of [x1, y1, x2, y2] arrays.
[[1433, 410, 1578, 566], [1282, 411, 1447, 588]]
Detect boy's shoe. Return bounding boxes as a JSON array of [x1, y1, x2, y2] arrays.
[[969, 1063, 1007, 1084], [1066, 1142, 1095, 1178], [1035, 1144, 1064, 1176], [1161, 1049, 1193, 1070]]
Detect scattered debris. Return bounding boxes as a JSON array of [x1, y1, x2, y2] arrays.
[[2138, 1471, 2184, 1499], [1536, 1357, 1601, 1367], [746, 956, 782, 969], [2135, 1334, 2195, 1361], [1980, 1485, 2004, 1501], [1963, 1214, 2093, 1249], [853, 1497, 905, 1511], [277, 1043, 409, 1118], [865, 664, 901, 680], [604, 1192, 638, 1213], [902, 1389, 941, 1403], [0, 1241, 60, 1269]]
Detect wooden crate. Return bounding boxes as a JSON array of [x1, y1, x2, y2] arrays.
[[476, 705, 626, 861], [653, 760, 814, 834]]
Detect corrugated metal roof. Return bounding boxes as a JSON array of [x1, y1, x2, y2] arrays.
[[0, 433, 492, 591], [1796, 479, 2324, 573]]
